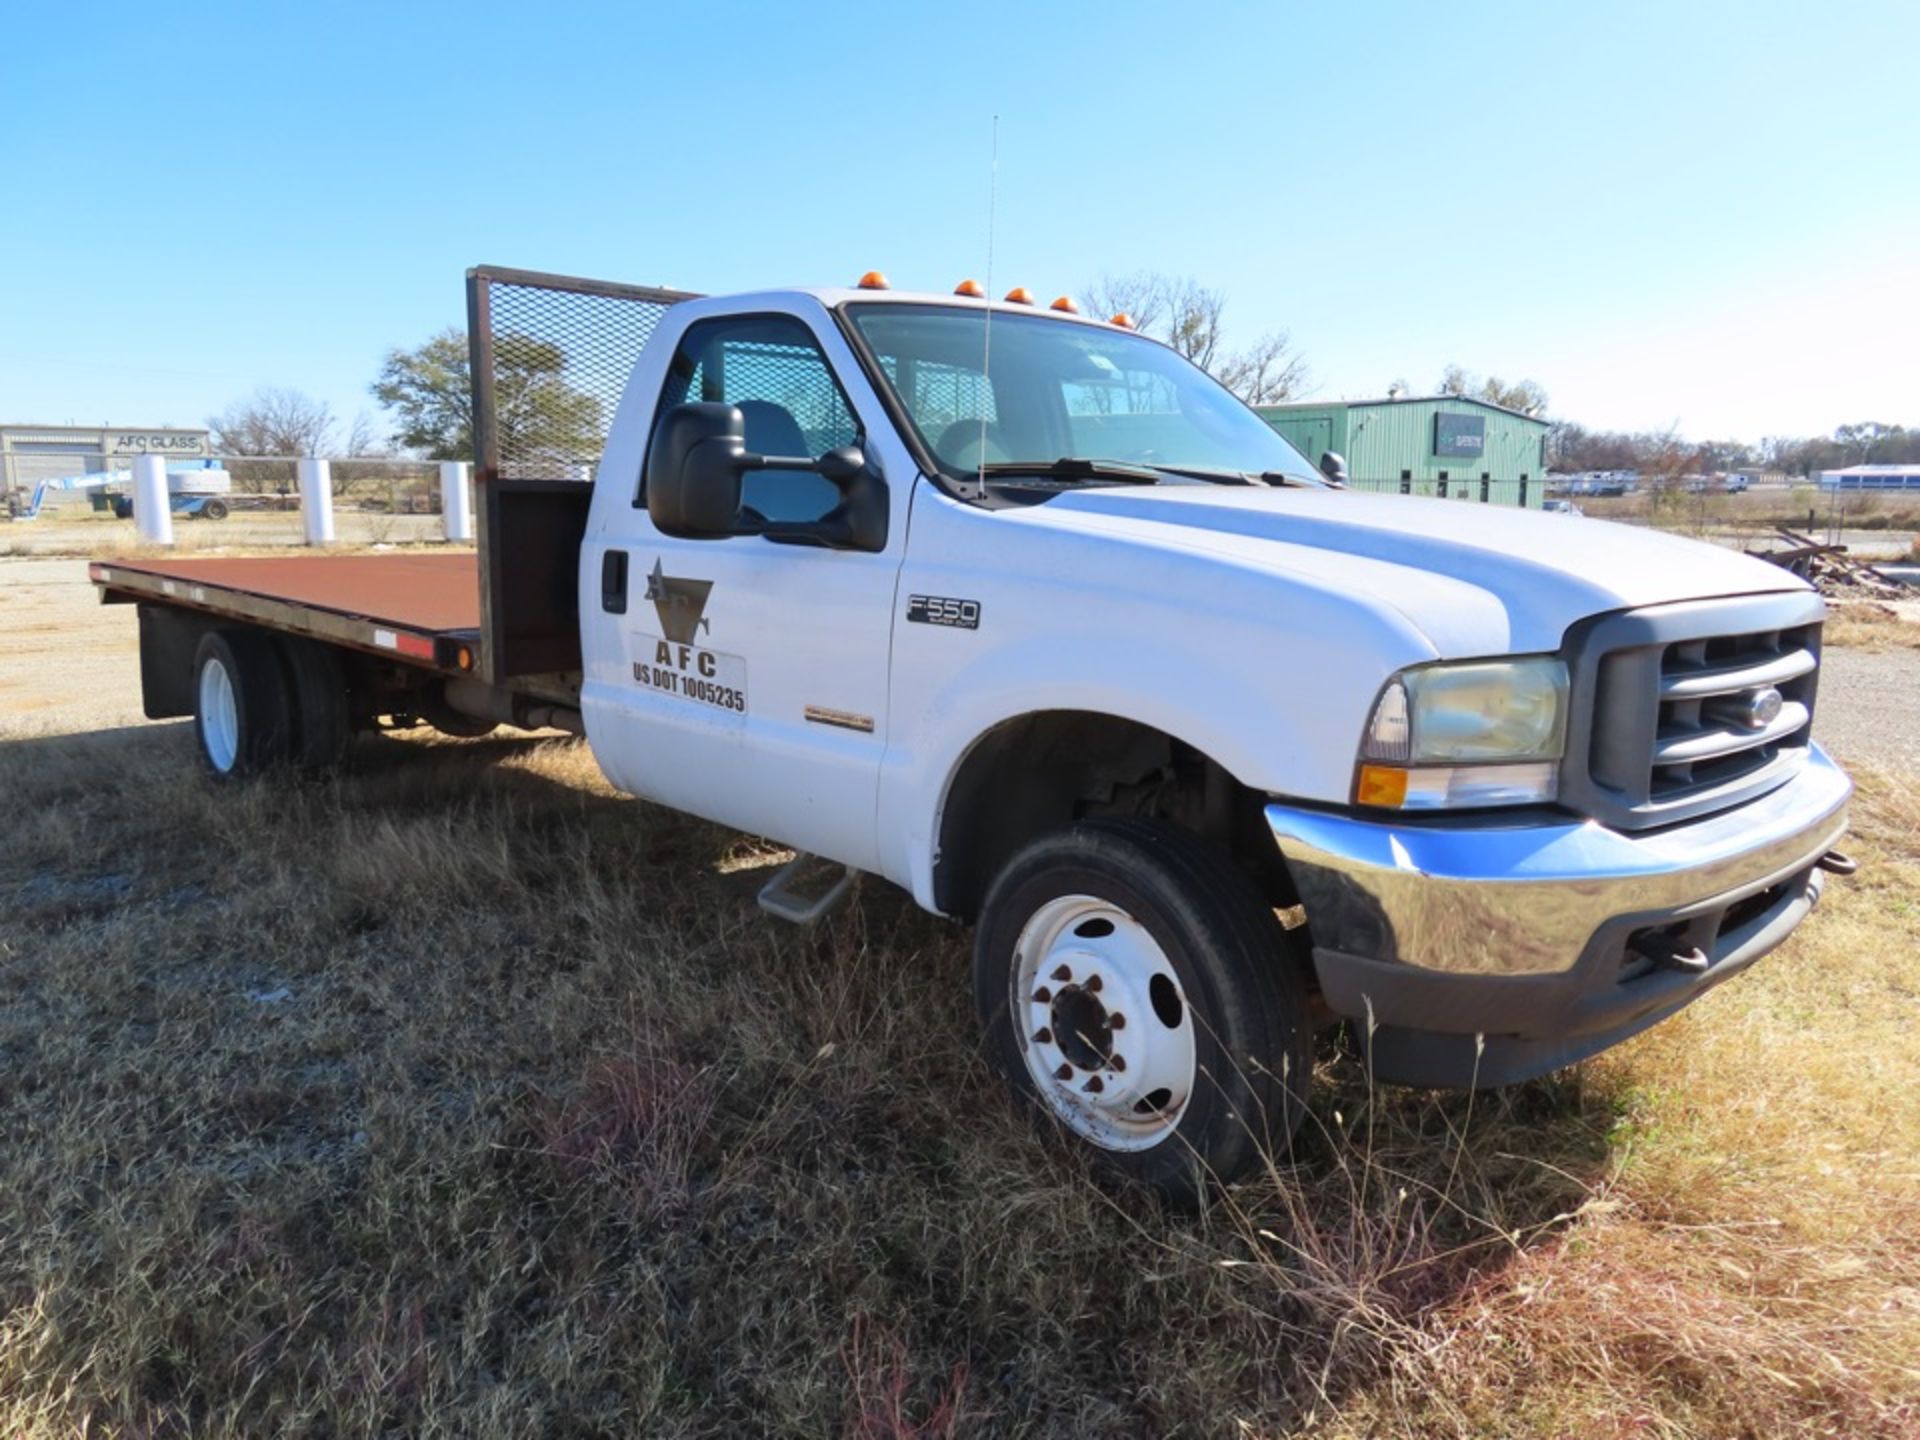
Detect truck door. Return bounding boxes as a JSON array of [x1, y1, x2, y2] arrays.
[[580, 304, 904, 874]]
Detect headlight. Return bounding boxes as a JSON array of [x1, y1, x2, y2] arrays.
[[1356, 657, 1567, 809]]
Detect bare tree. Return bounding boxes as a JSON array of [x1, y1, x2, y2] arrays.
[[1435, 364, 1549, 417], [1162, 279, 1227, 369], [1080, 272, 1173, 333], [344, 411, 386, 457], [1217, 330, 1311, 405], [206, 387, 340, 493], [207, 386, 337, 458]]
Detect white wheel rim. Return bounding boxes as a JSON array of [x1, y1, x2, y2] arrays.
[[199, 656, 239, 772], [1011, 893, 1197, 1151]]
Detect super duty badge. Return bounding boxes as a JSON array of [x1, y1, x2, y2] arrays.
[[907, 594, 981, 630]]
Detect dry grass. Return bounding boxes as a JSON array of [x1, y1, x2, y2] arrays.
[[2, 723, 1917, 1437], [0, 512, 450, 559], [1824, 602, 1920, 652]]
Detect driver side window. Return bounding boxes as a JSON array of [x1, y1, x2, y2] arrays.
[[654, 314, 860, 524]]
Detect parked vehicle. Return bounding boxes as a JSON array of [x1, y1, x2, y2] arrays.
[[91, 266, 1854, 1195], [110, 492, 230, 521]]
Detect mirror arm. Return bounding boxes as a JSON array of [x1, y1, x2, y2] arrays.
[[744, 452, 820, 474]]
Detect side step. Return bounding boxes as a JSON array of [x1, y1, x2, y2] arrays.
[[757, 852, 857, 925]]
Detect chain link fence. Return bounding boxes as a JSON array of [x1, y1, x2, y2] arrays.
[[2, 454, 459, 551]]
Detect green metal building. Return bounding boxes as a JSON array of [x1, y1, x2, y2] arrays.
[[1256, 395, 1549, 508]]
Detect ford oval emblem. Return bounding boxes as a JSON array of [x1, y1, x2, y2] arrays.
[[1744, 687, 1784, 728]]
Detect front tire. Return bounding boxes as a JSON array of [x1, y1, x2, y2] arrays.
[[974, 818, 1313, 1198], [193, 630, 294, 779]]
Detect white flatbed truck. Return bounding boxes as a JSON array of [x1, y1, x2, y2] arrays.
[[93, 265, 1855, 1194]]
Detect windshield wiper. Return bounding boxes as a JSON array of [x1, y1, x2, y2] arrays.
[[1164, 465, 1325, 489], [977, 458, 1164, 486]]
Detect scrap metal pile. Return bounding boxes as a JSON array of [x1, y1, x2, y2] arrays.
[[1746, 527, 1908, 599]]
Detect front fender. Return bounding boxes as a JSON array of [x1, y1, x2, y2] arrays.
[[874, 496, 1442, 908]]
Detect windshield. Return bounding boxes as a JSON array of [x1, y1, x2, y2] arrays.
[[845, 303, 1322, 485]]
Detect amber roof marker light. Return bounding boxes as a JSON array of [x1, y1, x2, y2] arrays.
[[856, 270, 891, 290], [1049, 296, 1079, 314], [1004, 286, 1035, 305], [1110, 313, 1135, 329], [954, 278, 985, 297]]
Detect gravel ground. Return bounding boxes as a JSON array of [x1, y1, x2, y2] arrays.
[[4, 555, 1914, 772], [1810, 645, 1920, 774]]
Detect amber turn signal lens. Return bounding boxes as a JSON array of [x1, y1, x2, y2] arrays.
[[1004, 286, 1035, 304], [1356, 764, 1410, 808], [1049, 295, 1079, 313], [953, 278, 985, 297], [1110, 312, 1135, 329], [856, 270, 890, 290]]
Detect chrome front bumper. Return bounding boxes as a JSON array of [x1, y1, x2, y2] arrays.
[[1263, 744, 1852, 1087]]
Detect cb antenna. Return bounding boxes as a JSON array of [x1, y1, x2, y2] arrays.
[[972, 114, 999, 501]]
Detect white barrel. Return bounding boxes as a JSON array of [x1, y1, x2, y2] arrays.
[[440, 460, 473, 542], [132, 454, 174, 545], [297, 458, 335, 544]]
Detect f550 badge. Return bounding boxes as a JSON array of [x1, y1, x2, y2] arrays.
[[906, 594, 981, 630]]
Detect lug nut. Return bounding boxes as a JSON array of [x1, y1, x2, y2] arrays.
[[1055, 1063, 1074, 1081], [1031, 986, 1052, 1005], [1083, 1076, 1104, 1093], [1084, 973, 1103, 993], [1052, 965, 1073, 983], [1110, 1054, 1126, 1072], [1109, 1012, 1126, 1030], [1033, 1027, 1052, 1044]]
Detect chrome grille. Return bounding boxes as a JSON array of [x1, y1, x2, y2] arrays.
[[1564, 592, 1826, 831]]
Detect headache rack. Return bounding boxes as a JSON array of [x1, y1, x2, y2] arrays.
[[466, 265, 701, 683]]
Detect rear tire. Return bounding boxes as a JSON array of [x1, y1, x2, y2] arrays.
[[974, 817, 1314, 1199], [193, 630, 294, 779], [202, 498, 229, 521], [276, 636, 352, 771]]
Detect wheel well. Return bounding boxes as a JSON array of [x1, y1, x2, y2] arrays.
[[933, 711, 1299, 921]]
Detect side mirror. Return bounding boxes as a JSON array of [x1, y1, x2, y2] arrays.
[[1319, 450, 1349, 485], [646, 402, 747, 538]]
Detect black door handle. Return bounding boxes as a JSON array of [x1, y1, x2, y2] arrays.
[[601, 549, 628, 614]]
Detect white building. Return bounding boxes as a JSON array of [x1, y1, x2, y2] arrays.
[[1817, 463, 1920, 491], [1, 423, 211, 492]]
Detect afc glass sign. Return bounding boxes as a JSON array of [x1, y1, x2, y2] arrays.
[[109, 432, 208, 456], [1433, 413, 1486, 459]]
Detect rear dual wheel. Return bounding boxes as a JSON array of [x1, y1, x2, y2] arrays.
[[974, 818, 1313, 1199], [192, 629, 350, 779]]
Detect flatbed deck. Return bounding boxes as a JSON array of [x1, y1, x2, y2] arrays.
[[91, 552, 483, 673]]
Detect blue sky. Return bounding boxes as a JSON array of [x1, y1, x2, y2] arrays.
[[3, 0, 1915, 445]]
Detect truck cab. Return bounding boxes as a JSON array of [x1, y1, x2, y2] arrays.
[[100, 267, 1855, 1197]]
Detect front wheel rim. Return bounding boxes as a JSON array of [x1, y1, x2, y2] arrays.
[[199, 657, 239, 772], [1011, 894, 1197, 1151]]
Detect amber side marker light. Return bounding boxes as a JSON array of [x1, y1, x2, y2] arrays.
[[953, 278, 985, 297], [856, 270, 891, 290], [1004, 286, 1035, 304], [1110, 312, 1135, 329], [1049, 296, 1079, 313], [456, 645, 475, 671], [1355, 764, 1410, 808]]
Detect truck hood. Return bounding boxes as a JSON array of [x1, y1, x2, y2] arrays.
[[1025, 485, 1809, 657]]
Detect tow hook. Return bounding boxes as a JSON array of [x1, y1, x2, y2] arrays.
[[1815, 849, 1858, 877], [1630, 931, 1711, 975]]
